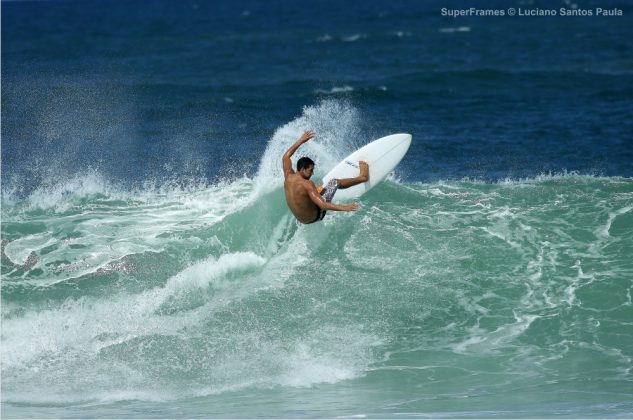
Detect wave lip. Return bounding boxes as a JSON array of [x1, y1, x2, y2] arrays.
[[162, 252, 266, 297]]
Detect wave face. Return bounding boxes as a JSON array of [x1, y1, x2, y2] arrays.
[[2, 102, 632, 418]]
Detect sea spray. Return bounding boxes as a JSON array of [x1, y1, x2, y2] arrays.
[[255, 100, 362, 194]]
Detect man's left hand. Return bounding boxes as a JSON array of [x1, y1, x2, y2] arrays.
[[299, 131, 315, 143]]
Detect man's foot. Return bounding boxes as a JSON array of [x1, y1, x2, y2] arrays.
[[359, 161, 369, 182], [336, 162, 370, 189]]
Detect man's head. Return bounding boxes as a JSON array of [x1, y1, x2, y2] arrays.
[[297, 157, 315, 179]]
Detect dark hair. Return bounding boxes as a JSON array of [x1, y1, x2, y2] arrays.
[[297, 157, 315, 171]]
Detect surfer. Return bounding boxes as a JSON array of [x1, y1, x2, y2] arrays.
[[283, 130, 369, 224]]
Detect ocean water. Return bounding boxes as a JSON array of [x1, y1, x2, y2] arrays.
[[2, 0, 633, 418]]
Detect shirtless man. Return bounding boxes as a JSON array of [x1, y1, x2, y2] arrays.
[[283, 130, 369, 224]]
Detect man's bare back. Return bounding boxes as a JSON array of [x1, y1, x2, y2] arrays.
[[284, 172, 322, 224], [282, 131, 369, 224]]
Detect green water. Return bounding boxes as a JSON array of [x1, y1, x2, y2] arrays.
[[2, 175, 632, 417]]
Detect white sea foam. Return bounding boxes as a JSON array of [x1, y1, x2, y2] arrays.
[[452, 312, 539, 354], [314, 33, 366, 43], [2, 171, 383, 403], [314, 86, 355, 94], [439, 26, 471, 33], [479, 226, 522, 250], [1, 175, 256, 285], [2, 290, 379, 403], [392, 30, 411, 37], [599, 205, 632, 239], [342, 34, 366, 42], [162, 252, 266, 296], [1, 251, 267, 369], [277, 326, 380, 387]]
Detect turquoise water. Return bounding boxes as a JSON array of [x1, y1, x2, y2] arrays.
[[3, 0, 633, 416], [2, 110, 632, 417]]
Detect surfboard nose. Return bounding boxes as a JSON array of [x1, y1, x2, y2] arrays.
[[385, 133, 412, 144], [321, 133, 412, 200]]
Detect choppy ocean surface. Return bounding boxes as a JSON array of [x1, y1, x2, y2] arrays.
[[2, 0, 633, 418]]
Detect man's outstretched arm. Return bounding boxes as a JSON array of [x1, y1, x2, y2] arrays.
[[307, 186, 359, 212], [282, 131, 314, 177]]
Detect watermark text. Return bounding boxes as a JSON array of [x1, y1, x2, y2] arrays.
[[440, 7, 623, 17]]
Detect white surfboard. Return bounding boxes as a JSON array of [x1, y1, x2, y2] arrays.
[[321, 133, 412, 200]]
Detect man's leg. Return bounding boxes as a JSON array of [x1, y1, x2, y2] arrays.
[[337, 161, 369, 189], [317, 179, 340, 221]]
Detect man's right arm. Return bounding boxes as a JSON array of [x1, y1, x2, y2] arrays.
[[308, 188, 359, 212]]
